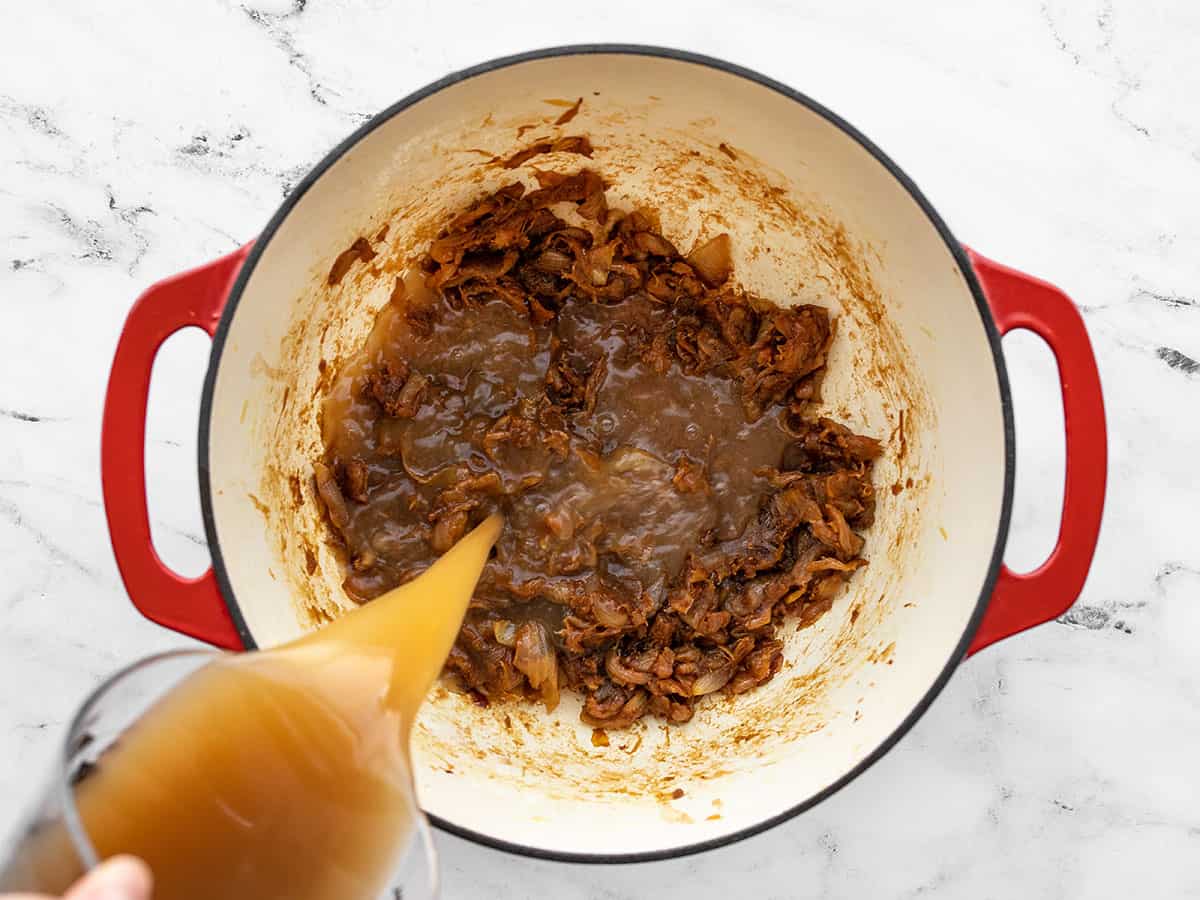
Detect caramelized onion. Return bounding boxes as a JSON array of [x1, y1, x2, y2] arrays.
[[583, 242, 615, 286], [691, 665, 733, 696], [577, 190, 607, 222], [543, 506, 575, 541], [687, 233, 732, 287], [605, 648, 651, 686], [807, 557, 866, 574], [609, 447, 670, 477], [429, 510, 468, 553], [629, 646, 659, 672], [313, 462, 349, 529], [327, 236, 375, 285], [493, 619, 518, 647], [539, 660, 560, 712], [535, 249, 574, 274], [514, 621, 556, 688], [591, 592, 629, 628], [633, 231, 677, 257]]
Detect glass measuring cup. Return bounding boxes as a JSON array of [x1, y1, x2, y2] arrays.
[[0, 650, 438, 899]]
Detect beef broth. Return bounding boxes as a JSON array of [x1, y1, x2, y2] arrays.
[[0, 518, 502, 898], [316, 171, 882, 727]]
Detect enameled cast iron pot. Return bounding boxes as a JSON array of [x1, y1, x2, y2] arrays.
[[100, 46, 1106, 863]]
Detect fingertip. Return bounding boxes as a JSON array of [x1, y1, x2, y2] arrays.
[[64, 855, 152, 900]]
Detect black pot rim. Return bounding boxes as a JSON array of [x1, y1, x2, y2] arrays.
[[198, 43, 1015, 865]]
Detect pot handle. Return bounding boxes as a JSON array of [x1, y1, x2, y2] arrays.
[[964, 249, 1106, 655], [101, 246, 253, 650]]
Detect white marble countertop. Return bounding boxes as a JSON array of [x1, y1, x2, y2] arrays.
[[2, 1, 1198, 896]]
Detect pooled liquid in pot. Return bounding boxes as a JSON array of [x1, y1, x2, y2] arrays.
[[0, 515, 502, 900], [315, 169, 882, 728]]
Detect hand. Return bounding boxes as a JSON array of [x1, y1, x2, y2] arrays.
[[2, 856, 151, 900]]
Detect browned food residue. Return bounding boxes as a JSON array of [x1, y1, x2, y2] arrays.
[[288, 474, 304, 506], [313, 173, 881, 728], [554, 97, 583, 126], [868, 641, 895, 664], [591, 728, 610, 747], [327, 237, 376, 286], [499, 135, 594, 169]]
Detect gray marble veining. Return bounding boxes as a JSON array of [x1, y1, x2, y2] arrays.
[[2, 1, 1197, 896]]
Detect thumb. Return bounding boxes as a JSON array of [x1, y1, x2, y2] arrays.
[[63, 856, 152, 900]]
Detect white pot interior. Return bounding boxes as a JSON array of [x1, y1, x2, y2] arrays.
[[203, 51, 1007, 857]]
